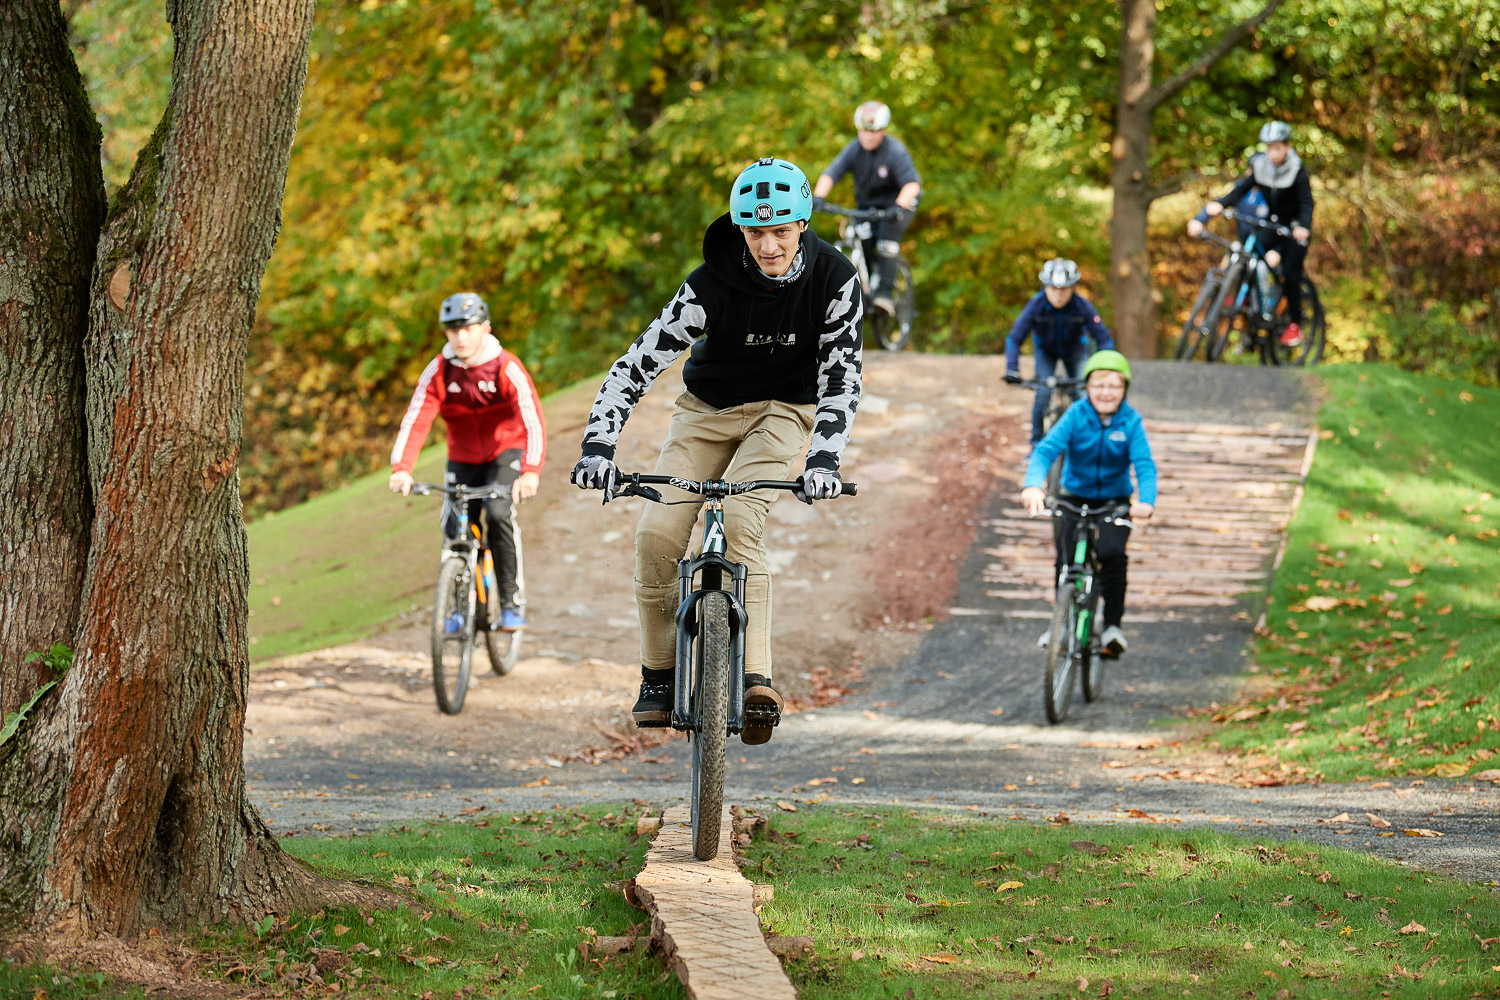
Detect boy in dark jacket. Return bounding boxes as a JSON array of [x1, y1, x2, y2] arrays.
[[1021, 351, 1155, 659], [1004, 258, 1114, 446], [1188, 120, 1314, 347]]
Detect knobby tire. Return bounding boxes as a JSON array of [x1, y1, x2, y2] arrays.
[[1080, 583, 1104, 703], [1044, 582, 1077, 724], [431, 558, 475, 715], [690, 591, 731, 861], [481, 585, 522, 676]]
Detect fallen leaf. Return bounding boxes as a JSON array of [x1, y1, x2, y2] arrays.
[[1387, 578, 1414, 588], [1076, 977, 1089, 993], [775, 801, 797, 812], [1401, 828, 1443, 838], [1473, 769, 1500, 782], [997, 880, 1026, 892], [851, 949, 865, 961], [1302, 595, 1342, 611], [1365, 813, 1391, 829], [989, 708, 1005, 717], [921, 953, 958, 964], [1003, 783, 1018, 791], [851, 777, 865, 784], [334, 924, 351, 937], [1430, 762, 1468, 778], [1102, 760, 1128, 769], [1071, 840, 1109, 856], [1126, 808, 1151, 819], [1326, 813, 1351, 823], [1243, 941, 1254, 950], [1399, 921, 1427, 935]]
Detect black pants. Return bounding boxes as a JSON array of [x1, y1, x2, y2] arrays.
[[443, 450, 525, 609], [861, 205, 913, 298], [1053, 495, 1131, 629], [1267, 233, 1307, 323]]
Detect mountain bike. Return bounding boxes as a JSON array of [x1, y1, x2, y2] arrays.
[[408, 482, 522, 714], [1014, 373, 1087, 498], [580, 471, 858, 861], [1176, 207, 1325, 366], [1039, 498, 1133, 724], [816, 203, 915, 352]]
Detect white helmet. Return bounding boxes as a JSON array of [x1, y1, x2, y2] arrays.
[[853, 100, 891, 132], [1039, 258, 1081, 288], [1259, 120, 1292, 143]]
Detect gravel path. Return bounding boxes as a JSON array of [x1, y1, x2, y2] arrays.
[[247, 361, 1499, 886]]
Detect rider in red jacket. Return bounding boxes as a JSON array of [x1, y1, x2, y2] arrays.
[[390, 292, 547, 630]]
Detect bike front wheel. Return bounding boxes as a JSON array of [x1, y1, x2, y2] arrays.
[[431, 558, 476, 715], [1174, 276, 1220, 361], [870, 259, 915, 351], [1203, 264, 1245, 363], [1262, 275, 1325, 367], [1044, 583, 1078, 724], [1080, 584, 1104, 703], [690, 591, 731, 861]]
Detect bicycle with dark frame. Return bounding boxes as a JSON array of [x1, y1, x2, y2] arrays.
[[815, 202, 916, 352], [575, 470, 858, 861], [407, 482, 523, 714]]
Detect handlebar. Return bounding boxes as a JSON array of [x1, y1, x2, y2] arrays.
[[1044, 497, 1135, 528], [1194, 208, 1305, 249], [570, 470, 858, 502], [408, 481, 506, 502], [1017, 375, 1087, 391], [815, 202, 901, 223]]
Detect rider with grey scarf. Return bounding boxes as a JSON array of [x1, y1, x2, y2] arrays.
[[1187, 121, 1315, 348]]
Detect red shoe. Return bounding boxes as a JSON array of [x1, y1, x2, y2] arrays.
[[1279, 322, 1303, 347]]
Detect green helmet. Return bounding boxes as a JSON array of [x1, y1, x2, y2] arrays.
[[1083, 349, 1132, 385]]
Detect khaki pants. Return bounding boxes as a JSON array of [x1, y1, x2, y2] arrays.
[[635, 391, 815, 679]]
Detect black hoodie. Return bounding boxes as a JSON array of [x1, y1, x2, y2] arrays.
[[582, 214, 864, 471]]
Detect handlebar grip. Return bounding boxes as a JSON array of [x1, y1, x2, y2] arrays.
[[842, 483, 858, 497]]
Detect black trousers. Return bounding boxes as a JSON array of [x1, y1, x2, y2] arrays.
[[1053, 495, 1131, 629], [861, 205, 913, 297], [443, 450, 525, 608], [1267, 233, 1308, 323]]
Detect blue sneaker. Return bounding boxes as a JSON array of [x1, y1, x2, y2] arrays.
[[444, 612, 464, 634], [499, 606, 527, 631]]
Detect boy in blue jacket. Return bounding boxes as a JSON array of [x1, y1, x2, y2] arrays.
[[1021, 351, 1156, 658], [1004, 258, 1114, 446]]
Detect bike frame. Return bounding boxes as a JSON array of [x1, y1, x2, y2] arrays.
[[671, 482, 750, 736], [413, 483, 506, 613], [1053, 500, 1133, 646]]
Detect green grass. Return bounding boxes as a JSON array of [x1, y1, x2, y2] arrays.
[[1206, 365, 1500, 781], [245, 376, 598, 662], [0, 963, 149, 999], [203, 806, 678, 997], [747, 805, 1500, 999]]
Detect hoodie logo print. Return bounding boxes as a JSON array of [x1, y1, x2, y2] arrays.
[[745, 329, 795, 347]]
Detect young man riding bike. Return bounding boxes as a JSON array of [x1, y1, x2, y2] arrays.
[[1003, 258, 1115, 447], [1021, 350, 1156, 659], [810, 100, 921, 316], [572, 157, 863, 746], [1186, 120, 1314, 348], [389, 292, 547, 631]]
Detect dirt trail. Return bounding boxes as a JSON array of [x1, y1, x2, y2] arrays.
[[245, 352, 1015, 774]]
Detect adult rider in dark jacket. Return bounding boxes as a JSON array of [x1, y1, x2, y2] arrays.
[[1004, 258, 1114, 447], [571, 157, 863, 748], [1187, 120, 1314, 348]]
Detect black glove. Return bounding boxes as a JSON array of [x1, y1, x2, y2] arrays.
[[1004, 370, 1023, 385], [810, 196, 828, 214], [571, 455, 617, 493], [795, 468, 842, 505]]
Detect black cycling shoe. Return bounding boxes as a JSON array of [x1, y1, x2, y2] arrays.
[[741, 673, 783, 746], [632, 668, 674, 727]]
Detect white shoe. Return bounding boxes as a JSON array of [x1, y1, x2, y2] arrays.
[[1100, 625, 1127, 658], [1036, 629, 1051, 648]]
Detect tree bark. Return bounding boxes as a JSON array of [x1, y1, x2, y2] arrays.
[[1109, 0, 1284, 359], [0, 0, 101, 718], [1, 0, 341, 940]]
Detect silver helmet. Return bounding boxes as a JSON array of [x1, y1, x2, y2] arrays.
[[1259, 120, 1292, 143], [853, 100, 891, 132], [1039, 258, 1081, 288], [439, 292, 489, 329]]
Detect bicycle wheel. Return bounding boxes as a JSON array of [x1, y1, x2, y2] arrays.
[[479, 585, 522, 676], [1043, 583, 1077, 724], [1173, 276, 1219, 361], [431, 558, 475, 715], [1202, 264, 1245, 362], [1080, 582, 1104, 703], [870, 259, 914, 351], [1262, 275, 1323, 366], [690, 591, 731, 861]]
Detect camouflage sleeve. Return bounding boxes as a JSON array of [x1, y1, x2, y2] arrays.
[[580, 280, 706, 460], [806, 273, 863, 472]]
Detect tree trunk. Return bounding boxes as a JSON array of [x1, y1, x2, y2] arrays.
[[1110, 0, 1159, 359], [0, 0, 101, 719], [1, 0, 342, 940]]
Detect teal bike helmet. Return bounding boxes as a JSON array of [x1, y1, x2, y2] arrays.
[[730, 157, 812, 226]]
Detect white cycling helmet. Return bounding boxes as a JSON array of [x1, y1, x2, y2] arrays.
[[853, 100, 891, 132], [1039, 258, 1081, 288], [1259, 120, 1292, 143]]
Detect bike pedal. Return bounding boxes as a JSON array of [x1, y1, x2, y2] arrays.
[[633, 718, 671, 729], [742, 706, 782, 727]]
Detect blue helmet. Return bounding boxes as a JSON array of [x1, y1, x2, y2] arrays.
[[729, 157, 812, 226]]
